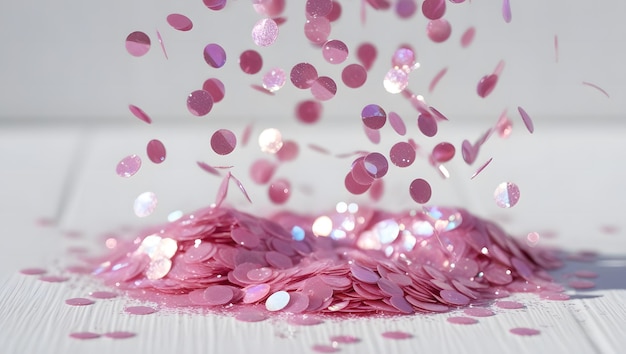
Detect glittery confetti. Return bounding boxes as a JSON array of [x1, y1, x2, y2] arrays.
[[304, 17, 331, 44], [290, 63, 319, 89], [187, 90, 214, 116], [389, 142, 416, 167], [383, 68, 409, 94], [322, 39, 349, 64], [252, 18, 279, 47], [494, 182, 520, 208], [116, 155, 142, 177], [125, 31, 150, 57], [409, 178, 432, 204], [361, 104, 386, 129], [262, 68, 287, 92], [311, 76, 337, 101]]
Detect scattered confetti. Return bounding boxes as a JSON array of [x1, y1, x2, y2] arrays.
[[70, 332, 101, 340], [125, 31, 150, 57], [134, 192, 158, 217], [262, 68, 287, 92], [103, 331, 136, 339], [187, 90, 214, 116], [517, 106, 534, 133], [361, 104, 386, 129], [211, 129, 237, 155], [382, 331, 413, 340], [202, 78, 226, 103], [146, 139, 166, 164], [460, 27, 476, 48], [409, 178, 432, 204], [429, 67, 448, 92], [582, 81, 610, 98], [341, 64, 368, 88], [239, 50, 263, 74], [125, 306, 158, 315], [356, 42, 377, 70], [510, 328, 541, 336], [322, 39, 349, 64], [311, 76, 337, 101], [502, 0, 512, 23], [65, 298, 95, 306], [166, 14, 193, 31], [427, 19, 451, 43], [19, 268, 47, 275], [477, 74, 498, 98], [470, 158, 493, 179], [251, 18, 279, 47], [422, 0, 446, 20], [447, 316, 478, 325], [290, 63, 319, 89], [116, 155, 142, 177], [203, 43, 227, 68], [128, 105, 152, 124], [269, 179, 291, 204], [494, 182, 520, 208]]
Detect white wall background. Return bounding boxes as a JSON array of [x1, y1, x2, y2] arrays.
[[1, 0, 625, 124]]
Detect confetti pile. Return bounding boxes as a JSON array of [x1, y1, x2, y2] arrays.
[[104, 0, 575, 319]]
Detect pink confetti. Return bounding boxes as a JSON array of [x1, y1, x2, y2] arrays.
[[418, 113, 438, 137], [304, 17, 331, 44], [582, 81, 610, 98], [276, 140, 299, 161], [125, 306, 157, 315], [125, 31, 150, 57], [311, 76, 337, 101], [166, 14, 193, 31], [202, 78, 226, 103], [422, 0, 446, 20], [290, 63, 319, 89], [447, 316, 478, 325], [429, 67, 448, 93], [20, 268, 47, 275], [356, 43, 377, 70], [326, 1, 342, 21], [341, 63, 368, 88], [269, 178, 291, 204], [554, 35, 559, 63], [204, 0, 227, 11], [39, 275, 69, 283], [389, 142, 416, 168], [322, 39, 349, 64], [239, 50, 263, 74], [461, 27, 476, 48], [296, 100, 323, 124], [388, 112, 406, 136], [251, 18, 279, 47], [241, 123, 254, 146], [211, 129, 237, 155], [470, 158, 493, 180], [427, 19, 451, 43], [477, 74, 498, 98], [396, 0, 418, 19], [510, 328, 541, 336], [432, 142, 455, 163], [116, 155, 142, 177], [382, 331, 413, 340], [203, 43, 227, 68], [250, 159, 277, 184], [70, 332, 101, 340], [496, 300, 525, 309], [312, 345, 339, 353], [517, 106, 535, 133], [502, 0, 512, 23], [103, 331, 136, 339], [409, 178, 432, 204], [187, 90, 214, 116], [156, 30, 168, 60], [361, 104, 386, 129], [568, 279, 595, 289], [128, 105, 152, 124], [65, 298, 95, 306], [89, 291, 118, 299], [146, 139, 166, 164], [197, 161, 221, 176]]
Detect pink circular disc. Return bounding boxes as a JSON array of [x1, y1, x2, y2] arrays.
[[361, 104, 386, 130], [510, 328, 541, 336], [382, 331, 413, 340], [396, 0, 418, 19], [418, 114, 438, 137], [517, 106, 535, 133], [103, 331, 136, 339], [422, 0, 446, 20], [166, 14, 193, 31], [345, 172, 370, 195], [494, 182, 521, 208], [125, 306, 157, 315], [391, 47, 416, 69], [239, 50, 263, 74], [252, 0, 285, 16], [204, 285, 234, 305], [116, 155, 142, 177], [296, 100, 323, 124], [427, 19, 452, 43], [70, 332, 101, 340], [146, 139, 166, 164], [461, 27, 476, 48], [276, 140, 299, 161], [356, 43, 377, 70], [383, 68, 409, 94], [290, 63, 319, 89], [262, 68, 287, 92], [388, 112, 406, 135], [252, 18, 279, 47], [432, 142, 455, 163], [341, 64, 367, 88], [363, 152, 389, 179], [128, 105, 152, 124], [409, 178, 432, 204], [447, 316, 478, 325], [250, 159, 277, 184], [269, 179, 291, 204], [125, 31, 151, 57], [389, 142, 416, 167], [89, 291, 118, 299], [322, 40, 348, 64], [477, 74, 498, 98], [211, 129, 237, 155], [306, 0, 333, 18], [326, 1, 342, 21], [65, 298, 95, 306], [187, 90, 214, 116], [202, 78, 226, 103], [311, 76, 337, 101], [203, 43, 227, 68], [304, 17, 331, 44], [204, 0, 227, 10]]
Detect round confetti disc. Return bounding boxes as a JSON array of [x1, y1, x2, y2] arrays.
[[493, 182, 521, 208]]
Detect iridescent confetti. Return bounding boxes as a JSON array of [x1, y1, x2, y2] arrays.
[[494, 182, 520, 208], [203, 43, 227, 68], [361, 104, 386, 129], [251, 18, 279, 47], [304, 17, 331, 44], [383, 68, 409, 94], [258, 128, 283, 153], [116, 155, 142, 177], [502, 0, 512, 23], [311, 76, 337, 101], [262, 68, 287, 92], [382, 331, 413, 340], [290, 63, 318, 89], [389, 142, 416, 167], [202, 78, 226, 103], [211, 129, 237, 155], [125, 31, 150, 57], [266, 290, 290, 311], [134, 192, 158, 217], [409, 178, 432, 204]]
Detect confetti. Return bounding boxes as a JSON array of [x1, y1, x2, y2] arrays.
[[134, 192, 158, 217], [427, 19, 452, 43], [203, 43, 227, 68], [166, 14, 193, 31], [582, 81, 610, 98], [322, 39, 349, 64], [341, 64, 368, 88], [146, 139, 166, 164], [116, 155, 142, 177], [211, 129, 237, 155], [251, 18, 279, 47], [239, 50, 263, 74], [125, 31, 150, 57], [494, 182, 520, 208]]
